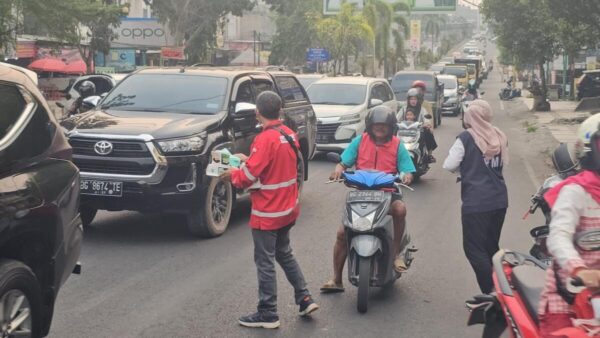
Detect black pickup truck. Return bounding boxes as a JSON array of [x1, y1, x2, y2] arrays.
[[61, 67, 317, 238]]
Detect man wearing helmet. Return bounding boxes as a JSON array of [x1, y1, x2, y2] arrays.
[[320, 106, 416, 293], [538, 114, 600, 336], [411, 80, 434, 120], [67, 80, 96, 116]]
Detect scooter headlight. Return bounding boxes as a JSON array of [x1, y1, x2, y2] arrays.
[[352, 211, 374, 231]]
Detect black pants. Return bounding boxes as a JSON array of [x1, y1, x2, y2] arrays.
[[462, 208, 507, 294], [420, 129, 438, 152], [251, 223, 310, 314]]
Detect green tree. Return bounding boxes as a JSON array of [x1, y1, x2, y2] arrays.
[[151, 0, 254, 64], [315, 3, 373, 75], [482, 0, 559, 106], [363, 0, 410, 78], [423, 14, 446, 59], [266, 0, 321, 66]]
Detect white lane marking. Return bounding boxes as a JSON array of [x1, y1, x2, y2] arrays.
[[500, 101, 505, 111]]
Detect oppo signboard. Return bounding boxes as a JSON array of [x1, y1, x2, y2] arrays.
[[113, 18, 175, 48]]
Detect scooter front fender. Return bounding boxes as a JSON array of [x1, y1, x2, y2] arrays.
[[351, 235, 382, 257]]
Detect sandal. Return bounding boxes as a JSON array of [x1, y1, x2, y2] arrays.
[[394, 257, 408, 273], [320, 280, 344, 293]]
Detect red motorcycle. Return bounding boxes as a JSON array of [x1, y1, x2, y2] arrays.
[[467, 244, 600, 337]]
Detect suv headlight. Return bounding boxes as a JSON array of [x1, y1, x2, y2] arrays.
[[157, 136, 205, 154], [339, 113, 361, 125]]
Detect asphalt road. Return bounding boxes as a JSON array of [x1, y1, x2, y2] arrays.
[[48, 45, 547, 338]]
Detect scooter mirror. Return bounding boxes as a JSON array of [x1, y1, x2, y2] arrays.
[[424, 114, 433, 119], [326, 152, 341, 163], [480, 91, 486, 96]]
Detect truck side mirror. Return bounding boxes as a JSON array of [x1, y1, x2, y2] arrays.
[[234, 102, 256, 116]]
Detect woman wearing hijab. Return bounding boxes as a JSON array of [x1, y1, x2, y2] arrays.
[[398, 88, 438, 162], [443, 100, 509, 294]]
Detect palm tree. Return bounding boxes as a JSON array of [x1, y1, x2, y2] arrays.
[[424, 14, 447, 58], [364, 0, 410, 78], [315, 3, 373, 75]]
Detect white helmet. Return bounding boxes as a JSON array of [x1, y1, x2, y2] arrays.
[[576, 114, 600, 170]]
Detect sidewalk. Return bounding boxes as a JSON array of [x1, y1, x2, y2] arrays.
[[522, 94, 588, 144]]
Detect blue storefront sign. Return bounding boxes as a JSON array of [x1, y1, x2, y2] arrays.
[[95, 48, 136, 72], [306, 48, 330, 62]]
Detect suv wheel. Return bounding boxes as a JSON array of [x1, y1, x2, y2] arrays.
[[0, 259, 42, 338], [80, 206, 97, 228], [187, 177, 233, 238]]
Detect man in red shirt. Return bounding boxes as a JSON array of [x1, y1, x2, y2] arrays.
[[220, 91, 318, 329]]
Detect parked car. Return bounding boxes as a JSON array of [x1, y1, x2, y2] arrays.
[[306, 77, 398, 152], [437, 74, 461, 116], [577, 70, 600, 100], [296, 74, 327, 91], [391, 71, 444, 128], [0, 63, 82, 337], [60, 67, 316, 238]]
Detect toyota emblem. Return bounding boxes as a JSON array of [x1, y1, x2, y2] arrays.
[[94, 141, 114, 155]]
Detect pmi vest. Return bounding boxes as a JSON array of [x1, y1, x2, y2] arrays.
[[356, 133, 400, 174]]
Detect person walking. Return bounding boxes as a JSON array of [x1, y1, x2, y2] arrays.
[[442, 99, 509, 294], [220, 91, 319, 329]]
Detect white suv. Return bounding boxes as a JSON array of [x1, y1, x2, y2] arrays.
[[307, 77, 398, 152]]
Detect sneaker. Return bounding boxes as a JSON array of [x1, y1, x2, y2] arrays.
[[238, 312, 280, 329], [298, 296, 320, 317]]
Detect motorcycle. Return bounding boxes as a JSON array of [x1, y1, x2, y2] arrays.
[[397, 120, 429, 179], [326, 152, 416, 313], [467, 244, 600, 338], [523, 143, 579, 264], [499, 84, 521, 100]]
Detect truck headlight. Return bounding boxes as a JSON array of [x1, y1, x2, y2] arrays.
[[157, 136, 205, 154]]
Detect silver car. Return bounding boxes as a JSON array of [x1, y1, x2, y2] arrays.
[[307, 77, 398, 152]]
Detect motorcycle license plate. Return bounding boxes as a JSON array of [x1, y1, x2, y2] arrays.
[[80, 180, 123, 197], [347, 190, 385, 202]]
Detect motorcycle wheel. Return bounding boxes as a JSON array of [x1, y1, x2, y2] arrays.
[[357, 256, 371, 313]]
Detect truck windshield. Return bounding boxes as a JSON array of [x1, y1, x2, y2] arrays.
[[100, 74, 228, 114], [307, 83, 366, 105], [443, 67, 467, 78]]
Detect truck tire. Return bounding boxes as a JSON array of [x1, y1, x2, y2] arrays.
[[437, 108, 442, 126], [297, 152, 305, 195], [80, 206, 97, 228], [0, 259, 42, 338], [186, 177, 233, 238]]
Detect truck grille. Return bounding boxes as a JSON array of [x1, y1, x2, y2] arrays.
[[70, 137, 156, 176], [69, 138, 150, 158], [316, 123, 341, 144]]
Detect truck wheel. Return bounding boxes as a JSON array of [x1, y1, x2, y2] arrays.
[[437, 109, 442, 126], [0, 259, 42, 338], [186, 177, 233, 238], [357, 256, 371, 313], [80, 206, 97, 228]]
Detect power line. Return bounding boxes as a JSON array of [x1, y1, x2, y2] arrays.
[[460, 0, 481, 8]]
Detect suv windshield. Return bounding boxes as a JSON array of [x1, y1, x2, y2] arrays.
[[307, 83, 366, 105], [391, 74, 434, 100], [443, 67, 467, 78], [101, 74, 228, 114]]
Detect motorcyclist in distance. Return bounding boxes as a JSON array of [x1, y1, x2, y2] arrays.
[[67, 80, 96, 116]]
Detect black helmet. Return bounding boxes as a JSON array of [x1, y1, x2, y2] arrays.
[[78, 80, 96, 98], [366, 105, 397, 141]]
